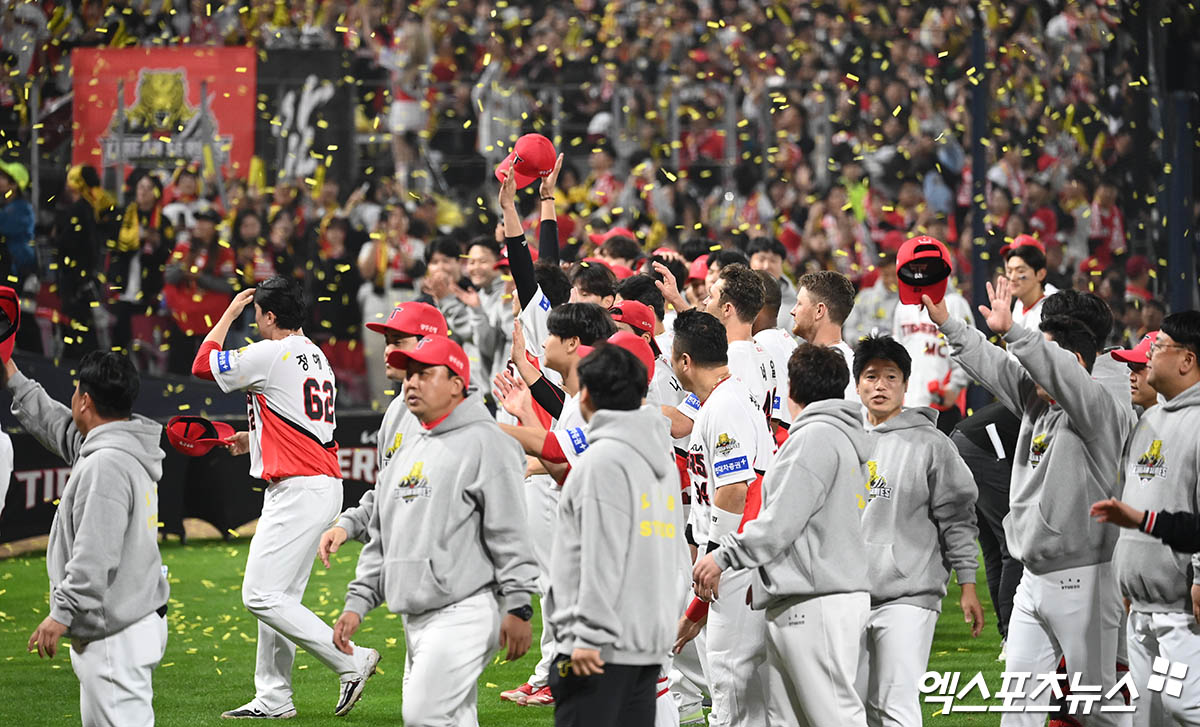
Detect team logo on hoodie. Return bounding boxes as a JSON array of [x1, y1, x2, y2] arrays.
[[396, 461, 431, 503], [1134, 440, 1168, 482], [1029, 433, 1050, 468], [714, 433, 738, 456], [865, 461, 892, 503]]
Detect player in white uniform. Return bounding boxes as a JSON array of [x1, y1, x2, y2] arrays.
[[317, 302, 449, 566], [750, 270, 798, 427], [671, 310, 774, 727], [891, 288, 972, 420], [1004, 242, 1057, 330], [790, 270, 860, 402], [193, 278, 380, 719], [703, 264, 775, 425]]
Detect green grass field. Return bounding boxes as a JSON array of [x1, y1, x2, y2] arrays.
[[0, 540, 1004, 725]]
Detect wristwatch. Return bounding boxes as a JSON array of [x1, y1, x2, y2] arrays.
[[507, 604, 534, 622]]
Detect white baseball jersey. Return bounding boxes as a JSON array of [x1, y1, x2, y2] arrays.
[[685, 376, 773, 547], [519, 285, 554, 361], [829, 340, 860, 403], [753, 327, 797, 420], [728, 339, 776, 426], [211, 335, 341, 482], [892, 295, 972, 409], [648, 353, 687, 409], [550, 393, 589, 469], [1012, 283, 1058, 331]]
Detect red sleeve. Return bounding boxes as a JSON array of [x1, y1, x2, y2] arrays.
[[540, 432, 568, 464], [738, 471, 764, 532], [192, 340, 222, 380]]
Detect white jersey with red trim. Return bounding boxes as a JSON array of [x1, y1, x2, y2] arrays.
[[211, 335, 341, 482], [892, 295, 972, 409], [685, 376, 773, 547], [550, 393, 589, 470], [728, 339, 776, 425], [753, 327, 797, 420], [519, 285, 553, 362]]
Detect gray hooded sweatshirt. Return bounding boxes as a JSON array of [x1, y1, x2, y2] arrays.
[[1114, 381, 1200, 613], [344, 395, 538, 617], [941, 318, 1134, 575], [546, 406, 689, 665], [863, 407, 978, 611], [714, 399, 872, 609], [10, 371, 169, 641]]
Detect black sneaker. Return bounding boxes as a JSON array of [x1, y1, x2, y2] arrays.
[[335, 648, 381, 716], [221, 701, 297, 719]]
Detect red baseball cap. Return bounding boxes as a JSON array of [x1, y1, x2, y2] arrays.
[[386, 336, 470, 386], [1000, 234, 1045, 257], [1112, 331, 1159, 365], [166, 415, 236, 457], [366, 302, 448, 337], [897, 236, 952, 305], [606, 331, 655, 385], [494, 133, 557, 189], [1125, 255, 1152, 279], [0, 286, 20, 364], [588, 227, 637, 246], [610, 300, 660, 355], [687, 255, 710, 283]]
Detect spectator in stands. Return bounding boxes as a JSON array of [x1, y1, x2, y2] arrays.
[[0, 160, 35, 287], [54, 165, 114, 359], [162, 208, 236, 374], [1124, 255, 1155, 304], [1089, 177, 1125, 265], [747, 237, 796, 331], [461, 237, 512, 390], [418, 236, 472, 348], [162, 167, 211, 236], [310, 217, 365, 405], [111, 172, 175, 356], [844, 246, 900, 347]]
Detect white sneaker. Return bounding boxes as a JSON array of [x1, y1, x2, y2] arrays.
[[335, 647, 381, 716], [221, 700, 297, 719], [998, 638, 1007, 662]]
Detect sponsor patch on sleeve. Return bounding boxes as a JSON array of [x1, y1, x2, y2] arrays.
[[217, 350, 233, 373], [567, 427, 589, 455], [681, 393, 701, 412], [713, 456, 750, 477], [538, 293, 551, 311]]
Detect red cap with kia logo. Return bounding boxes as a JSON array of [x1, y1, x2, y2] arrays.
[[166, 415, 236, 457], [366, 302, 448, 337], [494, 133, 557, 189], [610, 300, 660, 355], [387, 336, 470, 386], [897, 236, 953, 305], [999, 234, 1045, 257], [605, 331, 655, 385], [1112, 331, 1159, 365]]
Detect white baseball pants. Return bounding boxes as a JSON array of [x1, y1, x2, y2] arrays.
[[70, 610, 168, 727], [1002, 562, 1129, 727], [856, 603, 939, 727], [657, 669, 681, 727], [523, 475, 560, 689], [242, 474, 362, 711], [1128, 610, 1200, 726], [671, 634, 709, 719], [401, 590, 500, 727], [765, 591, 870, 727], [706, 567, 770, 727]]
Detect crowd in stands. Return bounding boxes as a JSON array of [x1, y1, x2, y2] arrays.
[[0, 0, 1189, 410]]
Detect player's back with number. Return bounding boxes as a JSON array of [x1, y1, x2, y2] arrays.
[[213, 335, 340, 482]]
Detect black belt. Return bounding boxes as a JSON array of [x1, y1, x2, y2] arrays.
[[156, 604, 168, 618]]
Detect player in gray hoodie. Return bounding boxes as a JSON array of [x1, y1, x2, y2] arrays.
[[926, 278, 1133, 726], [851, 335, 983, 727], [1099, 311, 1200, 725], [334, 336, 538, 726], [693, 343, 872, 727], [545, 344, 689, 726], [12, 352, 169, 727]]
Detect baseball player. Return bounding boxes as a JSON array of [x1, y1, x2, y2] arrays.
[[852, 335, 984, 726], [191, 277, 379, 719], [926, 278, 1133, 726], [1004, 240, 1056, 330], [891, 283, 971, 432], [703, 263, 775, 425], [693, 343, 872, 727], [12, 352, 168, 727], [610, 299, 687, 409], [317, 302, 449, 566], [671, 310, 773, 727], [750, 269, 798, 428], [546, 344, 689, 726], [789, 270, 859, 401], [1100, 311, 1200, 727], [334, 336, 538, 725]]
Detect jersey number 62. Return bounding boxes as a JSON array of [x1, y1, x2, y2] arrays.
[[303, 378, 336, 423]]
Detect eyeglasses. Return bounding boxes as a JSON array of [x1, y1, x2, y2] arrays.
[[1149, 342, 1192, 357]]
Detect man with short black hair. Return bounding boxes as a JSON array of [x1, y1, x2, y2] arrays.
[[13, 351, 169, 727], [852, 335, 983, 726], [570, 261, 618, 307], [704, 263, 776, 424], [336, 336, 538, 726], [751, 269, 797, 427], [671, 309, 774, 727], [925, 278, 1133, 726], [791, 270, 858, 401], [693, 343, 872, 727], [597, 234, 643, 271], [1005, 243, 1053, 329], [192, 277, 381, 719], [746, 237, 796, 330], [546, 344, 687, 726]]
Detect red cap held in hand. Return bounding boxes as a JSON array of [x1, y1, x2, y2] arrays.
[[495, 134, 557, 189], [897, 236, 952, 306], [167, 416, 236, 457]]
